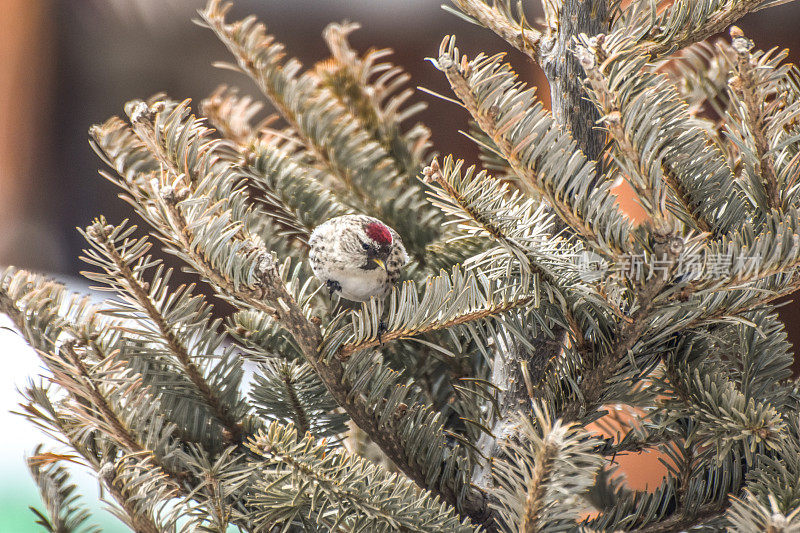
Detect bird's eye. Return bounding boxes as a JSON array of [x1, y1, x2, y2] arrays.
[[361, 242, 370, 251]]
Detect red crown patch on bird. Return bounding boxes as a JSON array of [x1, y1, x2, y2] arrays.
[[365, 222, 392, 245]]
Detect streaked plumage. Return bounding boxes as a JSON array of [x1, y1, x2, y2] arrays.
[[309, 215, 408, 302]]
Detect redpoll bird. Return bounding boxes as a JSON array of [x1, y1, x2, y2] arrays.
[[309, 215, 408, 302]]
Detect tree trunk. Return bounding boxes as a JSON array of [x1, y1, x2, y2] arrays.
[[542, 0, 608, 161], [472, 0, 609, 515]]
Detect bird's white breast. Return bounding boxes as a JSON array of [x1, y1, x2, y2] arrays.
[[310, 261, 389, 302]]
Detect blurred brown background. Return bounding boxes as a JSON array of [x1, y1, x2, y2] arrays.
[[0, 0, 535, 275], [3, 0, 796, 271], [1, 0, 800, 492]]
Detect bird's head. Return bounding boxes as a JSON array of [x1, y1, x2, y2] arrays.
[[360, 221, 394, 270]]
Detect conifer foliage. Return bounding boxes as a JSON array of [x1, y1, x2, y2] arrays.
[[4, 0, 800, 530]]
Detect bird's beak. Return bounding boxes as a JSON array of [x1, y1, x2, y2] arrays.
[[372, 259, 387, 271]]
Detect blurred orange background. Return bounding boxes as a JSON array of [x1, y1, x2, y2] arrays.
[[2, 0, 800, 497]]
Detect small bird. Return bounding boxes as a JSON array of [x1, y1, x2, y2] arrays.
[[309, 215, 408, 302]]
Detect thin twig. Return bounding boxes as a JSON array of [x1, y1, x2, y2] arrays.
[[336, 297, 533, 360]]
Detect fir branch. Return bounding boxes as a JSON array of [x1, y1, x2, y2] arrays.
[[27, 448, 100, 533], [559, 293, 657, 422], [91, 100, 284, 260], [731, 36, 779, 208], [422, 157, 550, 276], [227, 306, 306, 363], [726, 492, 800, 533], [247, 422, 477, 532], [80, 219, 248, 445], [94, 95, 484, 522], [324, 265, 535, 361], [123, 99, 266, 236], [422, 156, 597, 348], [599, 316, 796, 532], [520, 440, 558, 532], [99, 113, 265, 298], [491, 405, 603, 532], [661, 323, 791, 462], [126, 145, 491, 525], [731, 310, 794, 405], [341, 296, 530, 359], [725, 28, 797, 211], [687, 208, 800, 297], [122, 98, 293, 260], [319, 22, 432, 183], [165, 217, 490, 523], [55, 339, 200, 519], [126, 98, 212, 185], [181, 446, 255, 531], [576, 33, 751, 235], [203, 90, 346, 251], [89, 115, 160, 190], [615, 0, 791, 60], [734, 430, 800, 520], [97, 97, 310, 264], [197, 0, 329, 172], [62, 342, 144, 454], [159, 190, 279, 316], [447, 0, 542, 60], [197, 0, 441, 263], [4, 271, 261, 531], [680, 368, 786, 459], [97, 466, 169, 533], [249, 358, 348, 439], [18, 386, 168, 533], [690, 271, 800, 327], [561, 232, 685, 421], [239, 141, 348, 246], [579, 45, 674, 229], [0, 270, 187, 493], [435, 37, 634, 257]]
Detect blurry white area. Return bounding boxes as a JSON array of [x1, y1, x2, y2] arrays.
[[0, 315, 44, 464], [0, 276, 111, 522]]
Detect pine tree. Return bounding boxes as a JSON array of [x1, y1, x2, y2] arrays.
[[5, 0, 800, 530]]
